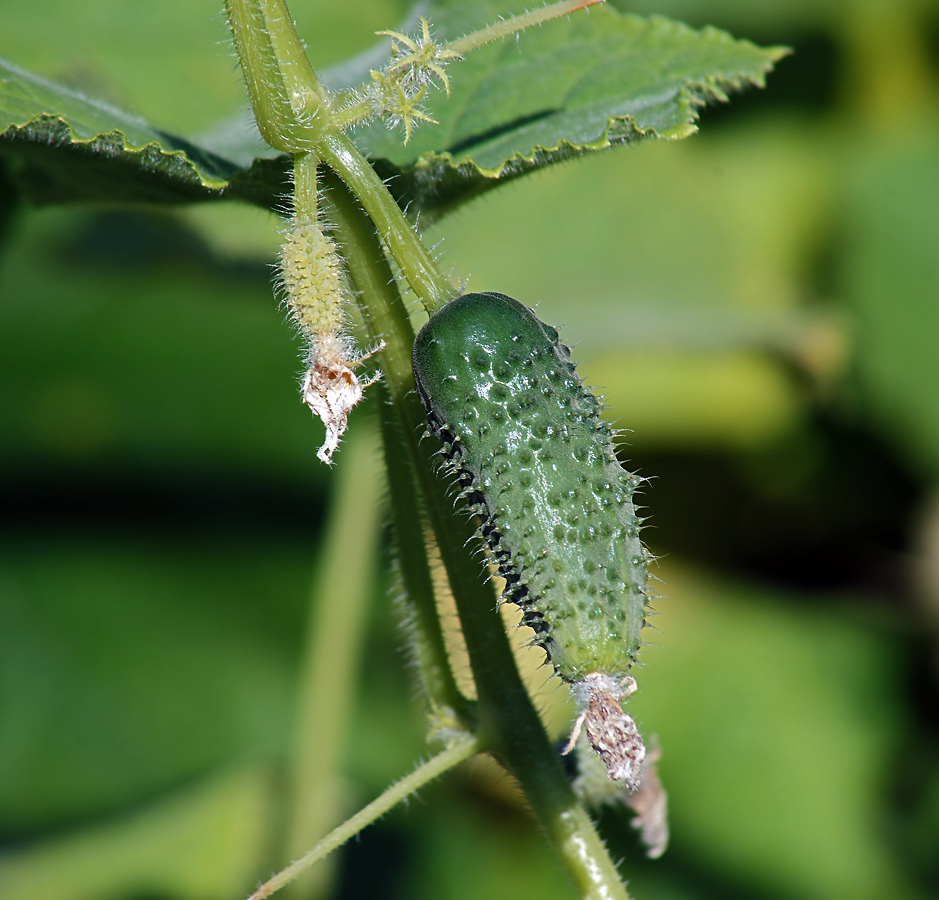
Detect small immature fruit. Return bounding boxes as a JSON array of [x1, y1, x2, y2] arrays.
[[413, 292, 652, 789], [279, 216, 348, 341]]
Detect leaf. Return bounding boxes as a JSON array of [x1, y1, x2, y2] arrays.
[[2, 1, 784, 218], [0, 58, 288, 208], [214, 0, 788, 218], [346, 0, 789, 219], [206, 0, 787, 219]]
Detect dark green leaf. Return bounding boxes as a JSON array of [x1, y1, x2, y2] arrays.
[[216, 1, 787, 219], [0, 59, 288, 208], [2, 1, 783, 218]]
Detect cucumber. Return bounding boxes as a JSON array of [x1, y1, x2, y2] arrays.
[[413, 292, 652, 788]]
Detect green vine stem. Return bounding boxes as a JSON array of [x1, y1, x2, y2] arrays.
[[325, 175, 632, 900], [224, 0, 327, 152], [318, 131, 457, 314], [320, 170, 473, 726], [282, 425, 383, 899]]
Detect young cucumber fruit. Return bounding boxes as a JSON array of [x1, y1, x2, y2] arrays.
[[413, 292, 652, 789]]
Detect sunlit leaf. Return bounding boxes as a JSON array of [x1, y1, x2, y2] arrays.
[[1, 1, 784, 218]]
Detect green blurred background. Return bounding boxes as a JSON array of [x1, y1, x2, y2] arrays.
[[2, 0, 939, 898]]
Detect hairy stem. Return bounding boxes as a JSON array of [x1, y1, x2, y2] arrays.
[[225, 0, 328, 152], [248, 735, 481, 900], [319, 131, 457, 315], [323, 171, 473, 725], [447, 0, 605, 55], [232, 1, 633, 892], [291, 151, 319, 220]]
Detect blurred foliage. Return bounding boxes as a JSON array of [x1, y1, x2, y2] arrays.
[[1, 1, 939, 899]]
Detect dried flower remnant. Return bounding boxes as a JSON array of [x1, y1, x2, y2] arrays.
[[301, 335, 382, 464], [280, 217, 381, 464], [625, 740, 669, 858], [565, 673, 646, 792], [570, 724, 669, 858]]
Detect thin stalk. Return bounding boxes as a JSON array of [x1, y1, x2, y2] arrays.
[[318, 131, 457, 315], [282, 426, 383, 899], [376, 379, 476, 729], [322, 170, 472, 725], [248, 735, 481, 900], [291, 152, 319, 220], [447, 0, 605, 55]]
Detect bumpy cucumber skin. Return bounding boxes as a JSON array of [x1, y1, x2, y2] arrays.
[[413, 292, 649, 684]]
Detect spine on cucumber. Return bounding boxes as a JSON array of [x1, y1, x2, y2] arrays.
[[412, 292, 653, 789]]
